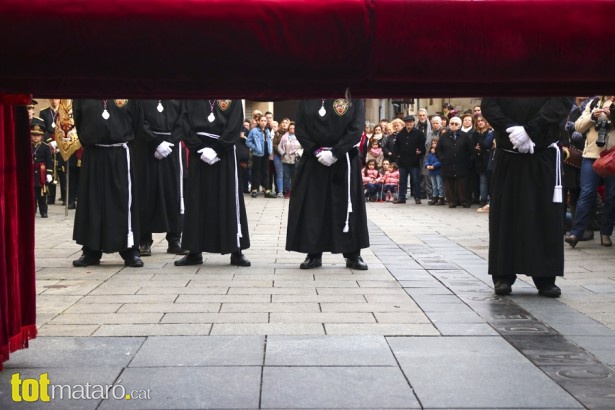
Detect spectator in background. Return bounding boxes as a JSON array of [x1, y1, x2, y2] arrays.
[[271, 120, 284, 197], [359, 122, 373, 164], [566, 96, 615, 249], [362, 159, 382, 202], [394, 115, 426, 204], [425, 138, 445, 206], [278, 121, 302, 198], [365, 137, 384, 171], [383, 118, 402, 162], [436, 117, 474, 208], [472, 115, 495, 207], [561, 97, 590, 236], [247, 114, 275, 198], [422, 115, 445, 201], [382, 162, 399, 202]]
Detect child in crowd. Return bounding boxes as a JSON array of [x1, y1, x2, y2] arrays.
[[425, 138, 445, 205], [362, 159, 382, 202], [382, 162, 400, 202], [365, 137, 384, 171]]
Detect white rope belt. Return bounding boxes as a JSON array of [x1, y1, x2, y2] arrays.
[[153, 131, 184, 214], [197, 132, 241, 248], [178, 143, 184, 214], [197, 132, 220, 139], [95, 143, 134, 247], [343, 152, 352, 233], [550, 142, 562, 203], [233, 145, 242, 248]]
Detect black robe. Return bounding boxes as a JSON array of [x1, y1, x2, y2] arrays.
[[482, 97, 572, 278], [286, 98, 369, 254], [134, 100, 184, 238], [180, 100, 250, 254], [73, 99, 143, 253]]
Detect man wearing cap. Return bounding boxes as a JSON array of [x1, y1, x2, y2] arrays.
[[72, 99, 145, 268], [286, 98, 369, 270], [394, 115, 426, 204], [31, 122, 53, 218]]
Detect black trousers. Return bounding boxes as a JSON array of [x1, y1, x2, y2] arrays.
[[251, 155, 270, 191], [34, 187, 48, 216], [308, 251, 360, 259]]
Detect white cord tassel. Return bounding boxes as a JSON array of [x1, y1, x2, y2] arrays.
[[550, 142, 562, 203], [179, 142, 185, 214], [343, 152, 352, 233], [233, 145, 242, 248]]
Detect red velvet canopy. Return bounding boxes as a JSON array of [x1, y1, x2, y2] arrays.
[[1, 0, 615, 369], [1, 0, 614, 99]]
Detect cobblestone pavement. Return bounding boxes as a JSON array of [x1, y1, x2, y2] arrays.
[[1, 197, 614, 409]]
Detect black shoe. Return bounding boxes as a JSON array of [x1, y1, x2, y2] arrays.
[[393, 199, 406, 204], [167, 241, 189, 255], [564, 234, 579, 248], [251, 191, 257, 198], [174, 253, 203, 266], [230, 252, 251, 267], [139, 243, 152, 257], [538, 284, 561, 298], [48, 200, 55, 205], [72, 254, 100, 267], [414, 199, 422, 205], [494, 281, 512, 296], [67, 202, 76, 210], [41, 213, 48, 218], [300, 257, 322, 269], [346, 256, 368, 270], [124, 256, 144, 268]]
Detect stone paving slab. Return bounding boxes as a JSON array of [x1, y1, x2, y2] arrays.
[[3, 337, 144, 368], [98, 367, 262, 409], [129, 336, 265, 367], [261, 367, 420, 409], [265, 336, 397, 366], [388, 336, 583, 409]]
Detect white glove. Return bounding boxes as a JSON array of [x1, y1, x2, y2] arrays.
[[155, 141, 174, 159], [506, 126, 535, 153], [197, 147, 220, 165], [516, 138, 535, 154], [50, 140, 58, 149], [46, 174, 53, 183], [154, 151, 164, 160], [506, 126, 530, 148], [316, 150, 338, 166]]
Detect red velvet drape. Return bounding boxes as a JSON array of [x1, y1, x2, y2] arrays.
[[0, 95, 37, 371], [1, 0, 615, 99]]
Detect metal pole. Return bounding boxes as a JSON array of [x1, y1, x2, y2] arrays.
[[65, 164, 69, 217]]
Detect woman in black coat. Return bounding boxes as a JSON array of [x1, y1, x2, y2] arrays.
[[435, 117, 474, 207]]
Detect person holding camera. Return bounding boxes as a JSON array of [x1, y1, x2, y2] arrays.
[[565, 96, 615, 248]]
